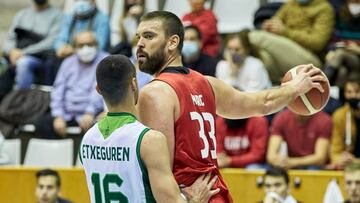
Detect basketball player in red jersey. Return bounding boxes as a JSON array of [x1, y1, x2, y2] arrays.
[[135, 11, 326, 203]]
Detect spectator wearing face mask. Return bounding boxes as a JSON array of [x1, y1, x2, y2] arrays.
[[54, 0, 110, 59], [34, 31, 107, 139], [324, 0, 360, 87], [2, 0, 62, 88], [331, 74, 360, 169], [216, 30, 271, 92], [182, 25, 218, 76], [182, 0, 221, 57]]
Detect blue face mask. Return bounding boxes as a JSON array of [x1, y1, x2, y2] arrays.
[[297, 0, 311, 5], [182, 41, 200, 58], [74, 0, 95, 16]]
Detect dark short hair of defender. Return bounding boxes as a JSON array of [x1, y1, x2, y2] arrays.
[[96, 54, 136, 106], [184, 25, 202, 40], [36, 169, 61, 187], [140, 11, 184, 52], [265, 166, 289, 184]]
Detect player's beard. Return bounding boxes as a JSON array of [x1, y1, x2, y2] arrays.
[[138, 43, 167, 75]]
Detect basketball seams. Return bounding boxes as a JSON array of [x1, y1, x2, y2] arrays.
[[290, 67, 318, 114]]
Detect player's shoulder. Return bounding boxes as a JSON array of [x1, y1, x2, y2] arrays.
[[139, 129, 167, 155], [82, 123, 99, 141], [141, 129, 166, 144], [139, 80, 177, 104]]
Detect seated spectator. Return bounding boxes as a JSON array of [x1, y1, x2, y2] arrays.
[[324, 0, 360, 87], [109, 0, 145, 57], [182, 25, 218, 76], [35, 169, 72, 203], [216, 31, 271, 92], [331, 75, 360, 169], [182, 0, 221, 57], [34, 31, 107, 139], [267, 109, 332, 170], [2, 0, 62, 88], [54, 0, 110, 59], [344, 162, 360, 203], [216, 116, 269, 169], [249, 0, 334, 84], [261, 167, 299, 203]]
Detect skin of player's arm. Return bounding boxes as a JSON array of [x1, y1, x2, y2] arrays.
[[205, 64, 325, 119], [288, 138, 329, 168], [138, 81, 178, 167], [206, 76, 297, 119], [140, 130, 187, 203], [266, 135, 283, 166]]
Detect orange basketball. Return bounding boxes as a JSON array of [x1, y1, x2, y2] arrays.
[[281, 66, 330, 116]]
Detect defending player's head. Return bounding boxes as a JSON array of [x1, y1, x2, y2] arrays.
[[136, 11, 184, 75], [96, 54, 138, 108]]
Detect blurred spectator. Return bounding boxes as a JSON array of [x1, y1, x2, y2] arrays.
[[216, 116, 269, 169], [35, 169, 72, 203], [344, 162, 360, 203], [109, 0, 145, 56], [2, 0, 62, 88], [216, 31, 271, 92], [267, 109, 332, 170], [324, 0, 360, 87], [54, 0, 110, 59], [35, 32, 107, 139], [182, 0, 220, 57], [331, 75, 360, 169], [182, 25, 218, 76], [250, 0, 334, 84], [261, 167, 299, 203]]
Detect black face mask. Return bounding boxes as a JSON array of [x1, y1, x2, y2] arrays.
[[33, 0, 47, 5], [224, 118, 248, 129], [348, 98, 360, 110]]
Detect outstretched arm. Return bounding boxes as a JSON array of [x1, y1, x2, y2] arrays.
[[141, 130, 218, 203], [206, 64, 325, 119]]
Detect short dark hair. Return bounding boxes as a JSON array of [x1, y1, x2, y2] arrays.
[[184, 25, 202, 40], [96, 54, 136, 106], [265, 167, 289, 184], [36, 169, 61, 187], [140, 11, 184, 52]]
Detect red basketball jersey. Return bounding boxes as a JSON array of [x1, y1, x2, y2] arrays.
[[155, 68, 233, 203]]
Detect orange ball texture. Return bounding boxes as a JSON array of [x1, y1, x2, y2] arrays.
[[281, 66, 330, 116]]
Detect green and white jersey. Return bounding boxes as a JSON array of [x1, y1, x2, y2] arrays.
[[79, 112, 156, 203]]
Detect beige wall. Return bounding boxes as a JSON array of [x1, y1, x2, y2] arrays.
[[0, 167, 348, 203]]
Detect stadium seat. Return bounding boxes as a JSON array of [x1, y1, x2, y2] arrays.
[[0, 138, 21, 165], [24, 138, 74, 167], [213, 0, 259, 33], [163, 0, 191, 18]]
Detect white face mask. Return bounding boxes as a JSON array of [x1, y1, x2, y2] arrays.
[[348, 3, 360, 16], [76, 46, 97, 63]]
